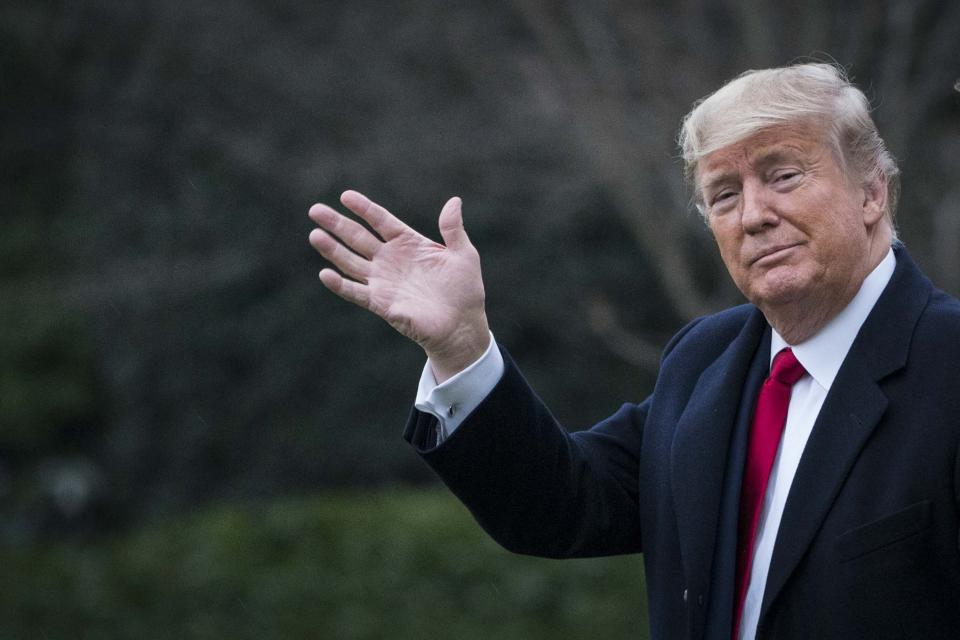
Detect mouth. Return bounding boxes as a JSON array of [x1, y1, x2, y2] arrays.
[[750, 243, 800, 266]]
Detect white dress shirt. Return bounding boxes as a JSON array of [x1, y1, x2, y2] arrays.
[[416, 249, 896, 639]]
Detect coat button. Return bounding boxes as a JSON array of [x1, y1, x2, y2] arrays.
[[682, 589, 688, 602], [697, 593, 704, 607]]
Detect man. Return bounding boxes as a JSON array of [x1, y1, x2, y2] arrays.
[[307, 63, 960, 639]]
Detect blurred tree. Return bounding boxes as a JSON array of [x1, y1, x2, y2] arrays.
[[472, 0, 960, 364], [1, 0, 957, 538]]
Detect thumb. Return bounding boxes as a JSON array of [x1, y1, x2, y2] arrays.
[[438, 196, 470, 251]]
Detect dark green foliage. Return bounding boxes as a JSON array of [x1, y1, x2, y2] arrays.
[[0, 300, 97, 450], [0, 489, 649, 639]]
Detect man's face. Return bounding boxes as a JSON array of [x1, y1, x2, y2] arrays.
[[698, 124, 884, 317]]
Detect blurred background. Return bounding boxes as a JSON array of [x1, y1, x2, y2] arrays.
[[2, 0, 958, 638]]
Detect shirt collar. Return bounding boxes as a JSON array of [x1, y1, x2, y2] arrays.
[[770, 248, 896, 391]]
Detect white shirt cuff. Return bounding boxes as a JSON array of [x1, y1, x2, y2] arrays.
[[414, 332, 504, 445]]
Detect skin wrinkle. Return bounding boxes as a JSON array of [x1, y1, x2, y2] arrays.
[[699, 123, 892, 344], [702, 146, 811, 208]]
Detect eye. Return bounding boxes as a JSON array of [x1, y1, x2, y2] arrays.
[[710, 190, 738, 210], [772, 169, 802, 185]]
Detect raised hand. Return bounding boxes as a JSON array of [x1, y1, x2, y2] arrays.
[[308, 190, 490, 382]]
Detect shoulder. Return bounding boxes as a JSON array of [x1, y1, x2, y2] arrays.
[[663, 303, 759, 356], [858, 248, 960, 370], [660, 303, 762, 368], [894, 245, 960, 350], [911, 286, 960, 359], [919, 286, 960, 326]]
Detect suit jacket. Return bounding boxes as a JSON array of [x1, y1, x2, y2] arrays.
[[404, 248, 960, 639]]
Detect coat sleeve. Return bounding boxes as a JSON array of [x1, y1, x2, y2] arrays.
[[404, 346, 649, 558]]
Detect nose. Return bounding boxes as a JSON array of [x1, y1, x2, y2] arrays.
[[740, 178, 778, 234]]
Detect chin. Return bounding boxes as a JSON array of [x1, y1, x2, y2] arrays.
[[744, 269, 812, 308]]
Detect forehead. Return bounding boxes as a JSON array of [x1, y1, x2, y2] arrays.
[[696, 124, 829, 184]]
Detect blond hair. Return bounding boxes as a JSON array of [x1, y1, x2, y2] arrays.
[[679, 63, 900, 227]]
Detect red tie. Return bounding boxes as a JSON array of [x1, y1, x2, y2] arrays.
[[732, 348, 806, 639]]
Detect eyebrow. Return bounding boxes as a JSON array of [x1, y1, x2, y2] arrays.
[[700, 172, 739, 197], [700, 146, 807, 195], [750, 148, 805, 170]]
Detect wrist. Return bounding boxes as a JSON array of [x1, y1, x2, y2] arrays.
[[426, 321, 491, 383]]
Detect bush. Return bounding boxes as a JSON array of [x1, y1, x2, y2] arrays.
[[0, 488, 649, 639]]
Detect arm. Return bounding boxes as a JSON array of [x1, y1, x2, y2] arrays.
[[407, 347, 647, 558], [309, 192, 645, 558]]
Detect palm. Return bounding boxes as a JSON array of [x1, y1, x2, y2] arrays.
[[368, 229, 482, 345], [308, 191, 489, 376]]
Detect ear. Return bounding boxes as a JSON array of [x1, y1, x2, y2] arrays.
[[861, 172, 888, 228]]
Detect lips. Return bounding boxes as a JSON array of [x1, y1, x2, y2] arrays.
[[750, 243, 800, 265]]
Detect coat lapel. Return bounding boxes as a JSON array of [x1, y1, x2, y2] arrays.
[[671, 308, 768, 599], [759, 247, 934, 623]]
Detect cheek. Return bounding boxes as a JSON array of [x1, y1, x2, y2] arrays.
[[714, 240, 751, 291], [710, 225, 743, 269]]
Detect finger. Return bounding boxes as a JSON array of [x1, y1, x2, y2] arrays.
[[340, 190, 409, 240], [438, 196, 470, 251], [309, 228, 370, 282], [308, 203, 380, 259], [318, 268, 371, 309]]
